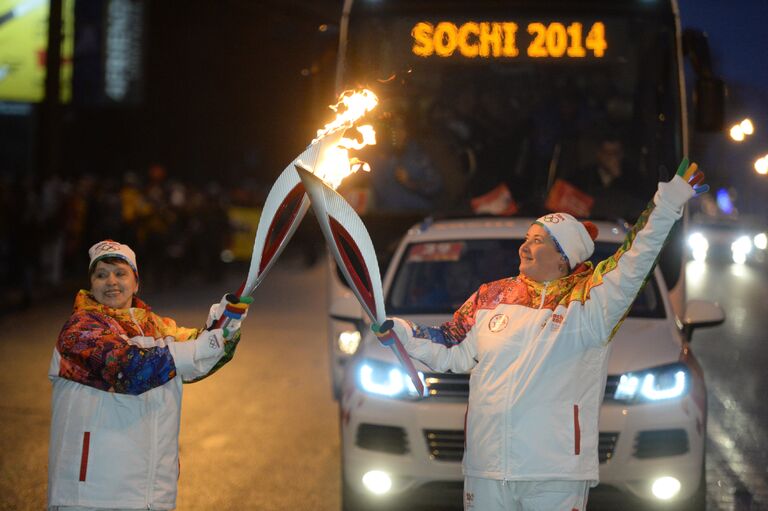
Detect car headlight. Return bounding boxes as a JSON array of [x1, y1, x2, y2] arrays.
[[754, 232, 767, 250], [687, 232, 708, 261], [731, 235, 753, 254], [338, 329, 362, 355], [613, 363, 689, 403], [357, 358, 426, 399]]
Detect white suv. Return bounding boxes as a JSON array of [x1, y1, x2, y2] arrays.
[[328, 217, 724, 510]]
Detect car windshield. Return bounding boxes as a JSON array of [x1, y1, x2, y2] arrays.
[[386, 238, 664, 318]]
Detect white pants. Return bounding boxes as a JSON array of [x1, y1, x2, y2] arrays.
[[464, 477, 590, 511]]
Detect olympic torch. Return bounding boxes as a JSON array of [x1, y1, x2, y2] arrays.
[[295, 164, 426, 397], [211, 89, 379, 331]]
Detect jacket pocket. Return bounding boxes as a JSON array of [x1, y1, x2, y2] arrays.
[[573, 405, 581, 455], [79, 431, 91, 481]]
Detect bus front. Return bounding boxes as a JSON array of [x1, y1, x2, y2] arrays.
[[338, 0, 686, 300]]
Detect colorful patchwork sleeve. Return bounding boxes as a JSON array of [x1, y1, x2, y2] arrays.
[[57, 312, 178, 395], [407, 290, 479, 347], [570, 176, 691, 346], [394, 290, 480, 373]]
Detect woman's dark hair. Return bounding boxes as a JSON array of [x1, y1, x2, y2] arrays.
[[88, 257, 135, 278]]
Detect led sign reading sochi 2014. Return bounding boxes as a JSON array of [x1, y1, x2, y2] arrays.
[[411, 21, 608, 59]]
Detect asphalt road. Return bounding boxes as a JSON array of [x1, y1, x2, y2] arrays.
[[1, 256, 766, 510], [686, 260, 768, 511]]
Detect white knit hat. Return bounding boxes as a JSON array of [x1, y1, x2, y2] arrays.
[[534, 213, 599, 269], [88, 240, 138, 276]]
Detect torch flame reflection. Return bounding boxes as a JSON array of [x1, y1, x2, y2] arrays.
[[308, 89, 378, 190]]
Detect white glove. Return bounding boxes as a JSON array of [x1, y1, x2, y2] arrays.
[[655, 175, 696, 214], [205, 294, 250, 332], [166, 329, 227, 379]]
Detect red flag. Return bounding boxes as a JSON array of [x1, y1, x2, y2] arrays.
[[545, 179, 594, 217], [471, 183, 519, 216]]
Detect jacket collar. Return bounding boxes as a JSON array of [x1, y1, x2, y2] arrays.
[[74, 289, 150, 314], [518, 261, 594, 294]]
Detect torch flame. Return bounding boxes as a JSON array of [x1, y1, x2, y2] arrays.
[[308, 89, 378, 189]]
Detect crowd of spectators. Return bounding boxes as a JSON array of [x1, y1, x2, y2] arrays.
[[0, 166, 265, 312]]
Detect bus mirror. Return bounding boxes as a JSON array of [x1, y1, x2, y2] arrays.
[[694, 77, 726, 132]]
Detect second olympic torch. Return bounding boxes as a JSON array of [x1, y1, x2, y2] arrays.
[[296, 164, 426, 397]]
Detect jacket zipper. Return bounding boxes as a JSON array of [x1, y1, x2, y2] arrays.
[[501, 283, 549, 480]]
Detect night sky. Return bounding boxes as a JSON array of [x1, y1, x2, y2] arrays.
[[678, 0, 768, 218]]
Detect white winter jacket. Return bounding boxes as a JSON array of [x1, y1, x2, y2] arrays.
[[47, 292, 233, 509], [392, 176, 694, 484]]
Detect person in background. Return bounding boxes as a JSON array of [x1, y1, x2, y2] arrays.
[[369, 111, 443, 213], [47, 240, 251, 511], [569, 134, 647, 220], [375, 161, 707, 510]]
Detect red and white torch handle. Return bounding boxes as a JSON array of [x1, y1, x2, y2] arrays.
[[376, 319, 425, 397]]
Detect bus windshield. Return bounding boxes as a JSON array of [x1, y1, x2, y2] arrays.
[[344, 12, 682, 223]]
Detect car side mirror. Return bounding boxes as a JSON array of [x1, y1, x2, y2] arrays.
[[681, 299, 725, 340]]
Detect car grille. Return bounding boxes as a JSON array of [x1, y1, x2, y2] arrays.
[[603, 375, 621, 400], [634, 429, 689, 458], [599, 432, 620, 463], [424, 373, 622, 400], [356, 423, 409, 454], [423, 429, 620, 463], [424, 429, 464, 462], [424, 372, 470, 397]]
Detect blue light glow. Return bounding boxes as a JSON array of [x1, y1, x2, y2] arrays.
[[716, 188, 734, 215]]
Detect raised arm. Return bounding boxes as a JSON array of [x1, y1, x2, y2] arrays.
[[573, 161, 705, 346]]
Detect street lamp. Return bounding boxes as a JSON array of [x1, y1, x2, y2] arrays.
[[740, 118, 754, 135], [755, 155, 768, 176], [730, 118, 756, 142]]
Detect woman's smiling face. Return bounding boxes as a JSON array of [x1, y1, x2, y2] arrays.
[[90, 260, 139, 309], [518, 224, 568, 282]]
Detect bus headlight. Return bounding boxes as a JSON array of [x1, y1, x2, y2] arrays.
[[613, 363, 689, 403], [357, 359, 426, 399]]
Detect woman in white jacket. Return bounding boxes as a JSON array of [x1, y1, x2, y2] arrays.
[[376, 161, 708, 510], [47, 240, 250, 511]]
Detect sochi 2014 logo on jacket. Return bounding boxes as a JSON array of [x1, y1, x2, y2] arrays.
[[488, 314, 508, 332]]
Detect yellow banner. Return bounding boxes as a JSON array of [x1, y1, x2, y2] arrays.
[[0, 0, 74, 102]]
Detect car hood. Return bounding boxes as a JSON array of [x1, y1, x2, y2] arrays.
[[362, 314, 683, 376]]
